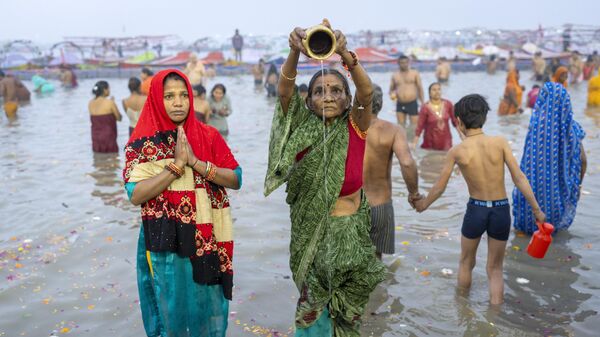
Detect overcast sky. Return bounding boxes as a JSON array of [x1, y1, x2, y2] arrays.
[[2, 0, 598, 42]]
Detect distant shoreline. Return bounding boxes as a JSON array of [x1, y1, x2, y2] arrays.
[[8, 60, 536, 80]]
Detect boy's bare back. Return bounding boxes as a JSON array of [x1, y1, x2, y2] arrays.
[[451, 135, 511, 200]]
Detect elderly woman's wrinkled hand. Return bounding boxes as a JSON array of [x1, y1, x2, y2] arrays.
[[333, 30, 348, 56], [321, 19, 348, 56], [289, 27, 307, 55]]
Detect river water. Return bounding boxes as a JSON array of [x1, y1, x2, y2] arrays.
[[1, 69, 598, 336]]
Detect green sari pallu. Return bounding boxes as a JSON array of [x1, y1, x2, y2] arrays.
[[265, 93, 385, 336]]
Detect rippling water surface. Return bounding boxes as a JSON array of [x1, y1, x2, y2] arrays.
[[1, 69, 598, 336]]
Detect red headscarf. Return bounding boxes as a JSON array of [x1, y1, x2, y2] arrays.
[[127, 69, 238, 170], [124, 69, 238, 300]]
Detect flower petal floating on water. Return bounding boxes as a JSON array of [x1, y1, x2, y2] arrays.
[[401, 241, 410, 246], [441, 268, 453, 276], [516, 277, 529, 284], [512, 245, 520, 251], [420, 270, 431, 277]]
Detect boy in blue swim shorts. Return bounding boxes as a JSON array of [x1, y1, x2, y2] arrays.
[[415, 94, 546, 304]]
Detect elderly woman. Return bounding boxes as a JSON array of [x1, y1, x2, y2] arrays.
[[123, 69, 242, 337], [412, 82, 459, 151], [513, 82, 586, 234], [264, 20, 385, 336]]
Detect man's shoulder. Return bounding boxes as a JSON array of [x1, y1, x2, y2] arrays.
[[369, 119, 402, 141], [371, 118, 398, 130]]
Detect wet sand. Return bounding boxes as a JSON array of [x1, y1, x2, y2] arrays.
[[0, 70, 598, 336]]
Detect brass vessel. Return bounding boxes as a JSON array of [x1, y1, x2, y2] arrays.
[[302, 24, 337, 60]]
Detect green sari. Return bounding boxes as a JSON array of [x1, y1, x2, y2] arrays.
[[265, 92, 385, 336]]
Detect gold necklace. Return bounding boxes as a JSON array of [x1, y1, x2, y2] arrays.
[[430, 101, 443, 118], [466, 132, 484, 137]]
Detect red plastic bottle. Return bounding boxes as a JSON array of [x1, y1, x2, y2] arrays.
[[527, 222, 554, 259]]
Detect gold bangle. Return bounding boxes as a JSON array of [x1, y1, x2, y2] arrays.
[[204, 161, 212, 178], [206, 164, 218, 182], [280, 65, 296, 81]]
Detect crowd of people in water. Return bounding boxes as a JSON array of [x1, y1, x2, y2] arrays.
[[0, 19, 597, 336]]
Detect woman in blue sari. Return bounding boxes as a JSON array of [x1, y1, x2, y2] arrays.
[[512, 82, 587, 234]]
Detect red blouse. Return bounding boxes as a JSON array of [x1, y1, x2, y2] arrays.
[[296, 118, 366, 197], [415, 99, 457, 151]]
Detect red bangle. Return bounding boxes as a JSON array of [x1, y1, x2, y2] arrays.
[[166, 162, 183, 178]]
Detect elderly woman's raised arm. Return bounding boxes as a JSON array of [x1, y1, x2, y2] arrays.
[[279, 28, 309, 114]]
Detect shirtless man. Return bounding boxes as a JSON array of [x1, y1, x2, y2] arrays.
[[415, 94, 545, 305], [532, 52, 546, 81], [252, 59, 265, 86], [184, 54, 206, 86], [569, 51, 583, 84], [364, 84, 420, 259], [435, 57, 451, 83], [390, 55, 424, 129], [0, 70, 27, 118]]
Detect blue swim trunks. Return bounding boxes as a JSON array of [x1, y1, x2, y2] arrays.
[[461, 198, 511, 241]]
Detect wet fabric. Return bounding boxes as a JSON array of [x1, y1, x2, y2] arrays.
[[123, 69, 240, 336], [415, 99, 457, 150], [512, 82, 585, 234], [3, 101, 18, 118], [264, 91, 385, 336], [462, 198, 511, 241], [588, 69, 600, 107], [90, 114, 118, 153], [128, 183, 229, 337], [498, 70, 523, 115], [369, 200, 395, 254], [396, 99, 418, 116]]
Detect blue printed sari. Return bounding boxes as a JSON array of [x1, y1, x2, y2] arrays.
[[512, 82, 585, 234]]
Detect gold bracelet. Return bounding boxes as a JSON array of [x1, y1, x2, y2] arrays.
[[280, 65, 296, 81]]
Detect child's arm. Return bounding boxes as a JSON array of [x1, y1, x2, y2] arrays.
[[503, 139, 546, 223], [415, 148, 456, 212]]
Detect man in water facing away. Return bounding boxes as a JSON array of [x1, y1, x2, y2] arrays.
[[389, 55, 424, 131], [364, 84, 421, 260], [415, 94, 545, 305], [0, 70, 29, 118]]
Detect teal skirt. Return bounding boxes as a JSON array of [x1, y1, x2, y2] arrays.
[[126, 182, 229, 336], [137, 224, 229, 337]]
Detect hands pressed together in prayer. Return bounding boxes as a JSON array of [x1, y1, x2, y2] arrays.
[[174, 125, 199, 169]]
